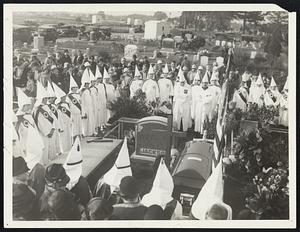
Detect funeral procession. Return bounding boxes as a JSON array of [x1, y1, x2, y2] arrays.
[[9, 9, 291, 222]]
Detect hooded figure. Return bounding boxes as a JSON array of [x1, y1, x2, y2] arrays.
[[141, 158, 183, 219], [232, 74, 249, 111], [64, 136, 92, 206], [102, 137, 132, 192], [13, 110, 23, 158], [187, 64, 197, 85], [142, 64, 159, 103], [129, 65, 144, 99], [196, 72, 214, 133], [89, 69, 99, 135], [278, 79, 288, 126], [80, 68, 95, 137], [46, 84, 63, 157], [209, 72, 221, 119], [158, 64, 174, 103], [66, 73, 82, 139], [264, 77, 280, 107], [191, 71, 203, 133], [95, 65, 108, 131], [173, 68, 192, 131], [103, 68, 116, 123], [249, 74, 265, 107], [53, 82, 72, 152], [32, 82, 56, 165]]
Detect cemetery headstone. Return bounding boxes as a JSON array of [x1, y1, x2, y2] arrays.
[[215, 40, 221, 46], [216, 56, 224, 67], [200, 56, 209, 67], [124, 44, 139, 60]]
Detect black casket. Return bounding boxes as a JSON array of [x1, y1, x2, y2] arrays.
[[172, 140, 214, 214]]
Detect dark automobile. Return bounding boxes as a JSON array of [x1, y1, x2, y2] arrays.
[[57, 25, 79, 38], [37, 25, 58, 43], [78, 25, 111, 41]]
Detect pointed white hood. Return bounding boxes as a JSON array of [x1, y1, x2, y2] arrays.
[[103, 137, 132, 191], [210, 71, 219, 82], [147, 64, 154, 77], [270, 76, 277, 88], [256, 73, 263, 86], [103, 68, 110, 80], [178, 68, 185, 82], [163, 63, 169, 74], [52, 82, 66, 103], [81, 68, 91, 86], [89, 69, 97, 82], [17, 88, 32, 109], [141, 158, 174, 209], [46, 84, 56, 98], [69, 72, 79, 93], [202, 71, 209, 83], [134, 65, 141, 78], [283, 78, 288, 90], [64, 136, 83, 190], [95, 65, 102, 79], [25, 124, 45, 170]]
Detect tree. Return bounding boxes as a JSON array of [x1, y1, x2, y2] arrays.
[[153, 11, 168, 21], [75, 17, 82, 23], [265, 25, 283, 67], [233, 12, 264, 33]]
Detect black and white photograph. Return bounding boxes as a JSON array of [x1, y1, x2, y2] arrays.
[[3, 3, 296, 228]]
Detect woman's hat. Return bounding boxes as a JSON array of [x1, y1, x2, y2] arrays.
[[119, 176, 139, 198], [13, 157, 30, 177], [45, 163, 70, 187]]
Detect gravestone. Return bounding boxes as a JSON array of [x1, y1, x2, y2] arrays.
[[250, 51, 257, 59], [216, 56, 224, 67], [221, 40, 227, 46], [124, 44, 138, 60], [200, 56, 208, 67], [131, 116, 172, 168], [215, 40, 220, 46]]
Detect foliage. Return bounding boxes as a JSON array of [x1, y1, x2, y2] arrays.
[[265, 26, 283, 65], [224, 128, 289, 219], [242, 103, 279, 125], [153, 11, 168, 21], [108, 89, 153, 123]]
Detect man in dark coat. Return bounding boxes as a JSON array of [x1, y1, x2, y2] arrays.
[[112, 176, 147, 220]]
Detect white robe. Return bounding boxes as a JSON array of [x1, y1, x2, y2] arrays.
[[96, 83, 107, 127], [90, 85, 99, 130], [130, 79, 144, 99], [264, 89, 280, 107], [209, 85, 221, 118], [57, 102, 72, 153], [173, 83, 192, 131], [67, 93, 82, 137], [232, 87, 249, 111], [81, 88, 95, 136], [158, 78, 174, 103], [249, 85, 265, 107], [105, 83, 116, 121], [278, 93, 288, 126], [47, 103, 63, 156], [32, 104, 55, 166], [142, 79, 160, 102]]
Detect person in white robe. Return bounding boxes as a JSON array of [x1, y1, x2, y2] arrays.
[[129, 65, 144, 99], [278, 79, 288, 126], [191, 72, 203, 133], [173, 69, 192, 132], [264, 76, 280, 107], [46, 84, 63, 157], [66, 73, 82, 140], [103, 68, 116, 123], [158, 63, 174, 103], [232, 74, 249, 112], [80, 63, 95, 137], [95, 65, 108, 131], [209, 71, 221, 119], [32, 82, 56, 165], [248, 74, 265, 107], [12, 110, 23, 158], [142, 158, 183, 220], [52, 82, 72, 153], [142, 64, 160, 103], [89, 70, 99, 136]]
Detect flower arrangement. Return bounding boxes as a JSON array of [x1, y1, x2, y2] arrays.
[[243, 103, 279, 125]]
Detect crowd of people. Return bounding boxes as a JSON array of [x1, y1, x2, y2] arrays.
[[12, 47, 288, 221]]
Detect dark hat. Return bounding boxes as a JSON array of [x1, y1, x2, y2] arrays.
[[13, 157, 30, 177], [86, 197, 113, 220], [119, 176, 139, 199], [45, 163, 70, 187], [64, 49, 69, 53], [13, 183, 36, 218], [144, 205, 164, 220]]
